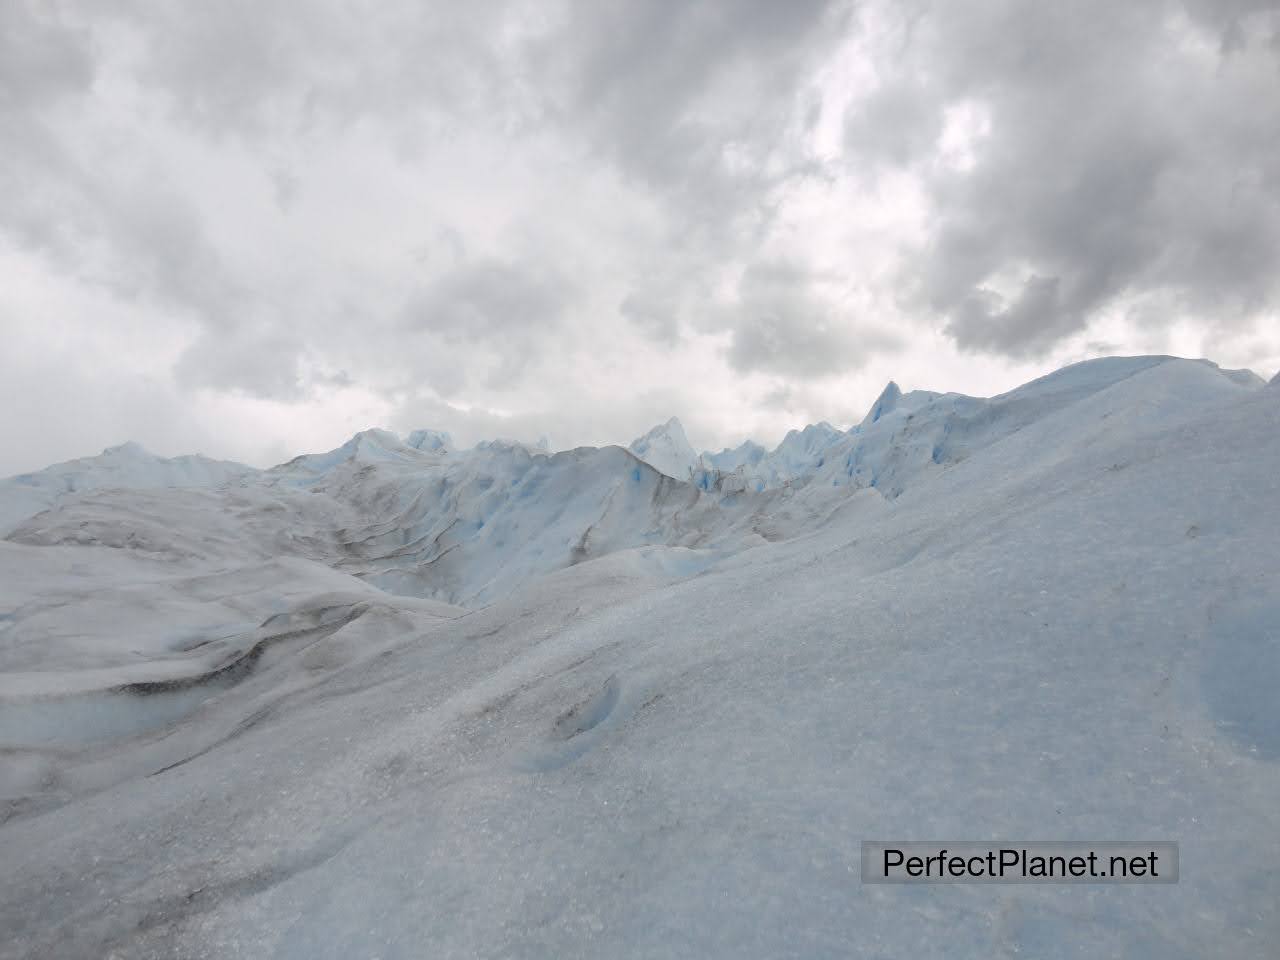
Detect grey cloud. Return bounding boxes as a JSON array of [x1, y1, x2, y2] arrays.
[[174, 329, 304, 399], [270, 169, 299, 214], [0, 3, 94, 254], [5, 1, 862, 403], [530, 0, 857, 341], [0, 313, 222, 476], [843, 78, 940, 169], [849, 0, 1280, 357], [403, 259, 576, 389], [0, 150, 248, 343], [405, 259, 571, 340], [945, 276, 1071, 356], [0, 1, 93, 107], [726, 262, 901, 378], [761, 384, 795, 410], [95, 181, 245, 321], [101, 1, 512, 138], [757, 382, 865, 429], [100, 0, 849, 216], [545, 0, 846, 189], [0, 4, 247, 338], [619, 291, 679, 343]]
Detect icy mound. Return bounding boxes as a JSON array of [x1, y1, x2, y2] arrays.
[[803, 354, 1261, 498], [405, 428, 452, 452], [688, 358, 1212, 498], [707, 422, 845, 492], [303, 440, 722, 604], [0, 443, 255, 536], [272, 428, 435, 482], [700, 438, 767, 473]]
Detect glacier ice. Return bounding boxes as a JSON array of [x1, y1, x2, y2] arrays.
[[628, 416, 699, 480], [0, 355, 1277, 959]]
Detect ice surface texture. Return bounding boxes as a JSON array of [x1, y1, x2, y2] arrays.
[[0, 356, 1277, 958]]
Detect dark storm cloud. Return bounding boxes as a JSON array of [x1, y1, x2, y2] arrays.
[[725, 262, 901, 378], [844, 0, 1280, 357], [541, 0, 845, 186]]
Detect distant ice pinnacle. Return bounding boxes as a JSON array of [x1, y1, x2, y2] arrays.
[[628, 417, 698, 480], [865, 381, 902, 425], [407, 429, 452, 452]]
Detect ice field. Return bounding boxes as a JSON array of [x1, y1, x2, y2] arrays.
[[1, 356, 1278, 958]]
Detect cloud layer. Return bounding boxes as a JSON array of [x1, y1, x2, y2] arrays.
[[1, 0, 1277, 473]]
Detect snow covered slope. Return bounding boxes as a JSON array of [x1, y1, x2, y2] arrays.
[[1, 356, 1277, 958]]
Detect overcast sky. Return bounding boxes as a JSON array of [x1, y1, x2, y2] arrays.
[[2, 0, 1278, 474]]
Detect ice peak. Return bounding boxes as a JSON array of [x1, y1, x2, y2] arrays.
[[629, 417, 697, 480], [631, 417, 690, 448], [633, 416, 686, 441], [862, 381, 902, 427]]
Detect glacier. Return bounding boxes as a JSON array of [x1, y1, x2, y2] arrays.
[[0, 355, 1278, 958]]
